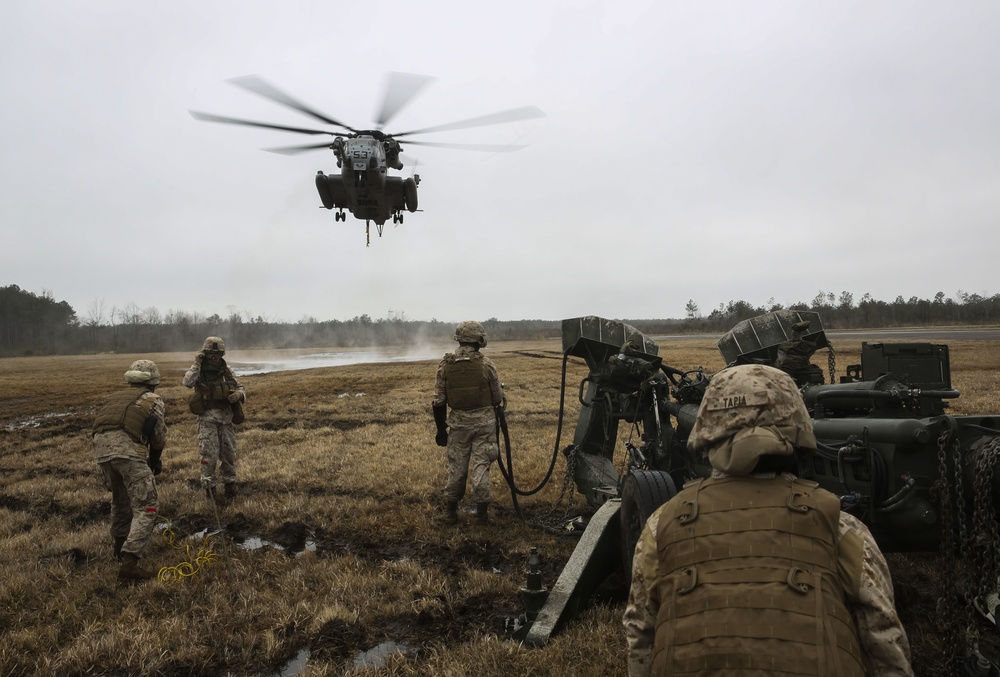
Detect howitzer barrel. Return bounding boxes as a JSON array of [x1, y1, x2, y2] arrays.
[[803, 375, 959, 417], [803, 375, 911, 414]]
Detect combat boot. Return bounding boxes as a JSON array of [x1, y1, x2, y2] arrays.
[[443, 501, 459, 525], [476, 503, 489, 525], [224, 483, 238, 499], [112, 536, 126, 562], [118, 553, 156, 581]]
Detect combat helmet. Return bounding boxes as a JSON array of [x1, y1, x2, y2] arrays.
[[123, 359, 161, 386], [454, 321, 487, 347], [202, 336, 226, 354], [688, 364, 815, 476]]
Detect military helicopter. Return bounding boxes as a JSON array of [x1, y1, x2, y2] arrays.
[[191, 73, 544, 245]]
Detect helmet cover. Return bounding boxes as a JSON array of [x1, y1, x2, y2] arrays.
[[124, 359, 161, 386], [689, 364, 816, 475], [454, 321, 487, 347], [201, 336, 226, 354]]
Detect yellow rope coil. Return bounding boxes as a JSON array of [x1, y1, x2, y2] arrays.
[[156, 516, 222, 584]]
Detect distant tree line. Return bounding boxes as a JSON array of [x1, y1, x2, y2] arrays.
[[672, 289, 1000, 335], [1, 283, 998, 357], [0, 285, 78, 356]]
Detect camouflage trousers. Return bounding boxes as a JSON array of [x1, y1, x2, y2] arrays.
[[443, 424, 499, 505], [99, 457, 159, 557], [198, 418, 237, 487]]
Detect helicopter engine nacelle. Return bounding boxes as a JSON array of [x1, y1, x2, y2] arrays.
[[403, 177, 418, 212], [315, 172, 348, 210]]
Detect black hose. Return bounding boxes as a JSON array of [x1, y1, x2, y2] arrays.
[[495, 349, 575, 519]]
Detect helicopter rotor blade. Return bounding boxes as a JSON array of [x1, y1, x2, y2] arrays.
[[263, 141, 341, 156], [227, 75, 360, 133], [190, 110, 338, 136], [393, 105, 545, 138], [401, 140, 528, 152], [375, 72, 436, 129]]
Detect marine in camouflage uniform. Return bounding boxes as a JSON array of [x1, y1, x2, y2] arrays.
[[182, 336, 246, 502], [432, 321, 504, 525], [623, 364, 913, 676], [92, 359, 167, 581]]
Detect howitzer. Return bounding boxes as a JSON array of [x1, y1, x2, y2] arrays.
[[517, 310, 1000, 651]]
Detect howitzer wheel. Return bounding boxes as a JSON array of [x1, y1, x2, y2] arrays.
[[620, 470, 677, 585]]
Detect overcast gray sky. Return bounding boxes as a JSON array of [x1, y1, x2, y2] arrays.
[[3, 1, 998, 324]]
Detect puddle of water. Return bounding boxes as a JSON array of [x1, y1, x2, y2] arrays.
[[235, 535, 315, 556], [352, 640, 411, 670], [239, 536, 268, 550], [231, 349, 437, 376], [4, 411, 74, 431], [190, 528, 223, 540], [278, 647, 310, 677]]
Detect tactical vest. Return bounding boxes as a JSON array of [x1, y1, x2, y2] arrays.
[[443, 352, 493, 410], [92, 388, 154, 444], [195, 366, 239, 410], [651, 475, 865, 677]]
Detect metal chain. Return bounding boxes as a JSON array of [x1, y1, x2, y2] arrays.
[[972, 437, 1000, 606], [826, 345, 837, 385], [533, 445, 579, 531], [935, 428, 967, 674], [934, 430, 1000, 671], [951, 428, 977, 649]]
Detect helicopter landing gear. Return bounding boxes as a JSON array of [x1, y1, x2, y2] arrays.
[[335, 210, 346, 222], [392, 212, 404, 225]]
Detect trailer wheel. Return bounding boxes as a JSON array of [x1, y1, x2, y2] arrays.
[[620, 470, 677, 585]]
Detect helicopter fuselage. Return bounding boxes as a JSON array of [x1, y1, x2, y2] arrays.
[[315, 133, 417, 227]]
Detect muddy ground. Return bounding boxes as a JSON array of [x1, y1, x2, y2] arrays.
[[162, 492, 1000, 675], [4, 342, 1000, 675]]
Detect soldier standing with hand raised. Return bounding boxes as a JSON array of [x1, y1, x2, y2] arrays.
[[183, 336, 246, 502]]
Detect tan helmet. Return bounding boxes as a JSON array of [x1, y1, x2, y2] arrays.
[[124, 359, 161, 386], [688, 364, 816, 476], [454, 321, 487, 347], [202, 336, 226, 354]]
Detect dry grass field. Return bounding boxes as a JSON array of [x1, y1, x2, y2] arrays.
[[1, 335, 998, 676]]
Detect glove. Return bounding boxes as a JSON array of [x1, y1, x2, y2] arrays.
[[227, 390, 243, 403], [148, 448, 163, 476], [433, 405, 448, 447]]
